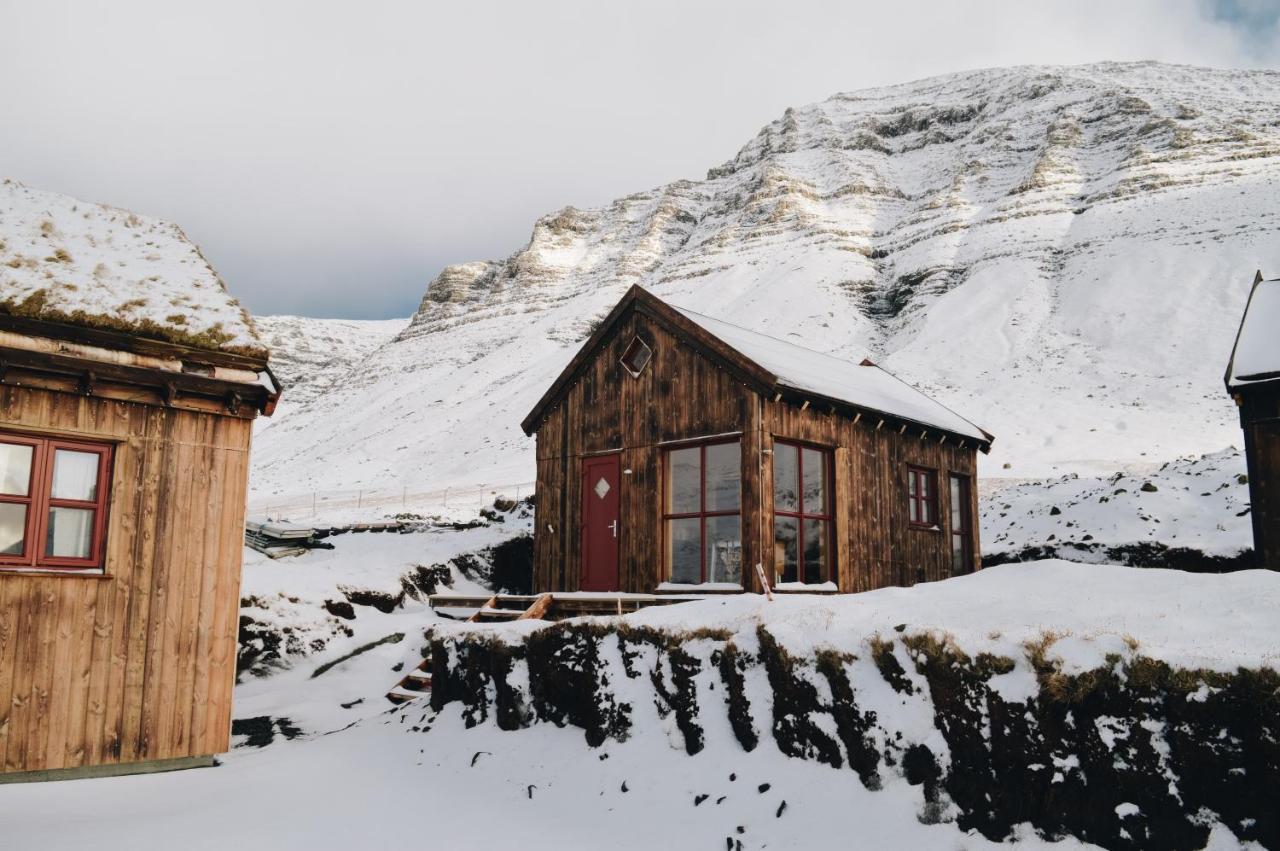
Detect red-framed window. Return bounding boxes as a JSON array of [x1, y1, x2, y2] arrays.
[[949, 473, 973, 574], [907, 465, 938, 528], [0, 432, 113, 572], [663, 438, 742, 585], [772, 440, 834, 584]]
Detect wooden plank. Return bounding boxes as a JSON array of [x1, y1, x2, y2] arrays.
[[94, 410, 150, 765], [3, 579, 37, 771], [61, 577, 97, 768], [118, 408, 170, 761], [0, 579, 25, 769], [202, 431, 251, 755], [833, 446, 852, 592], [516, 594, 554, 621], [188, 423, 228, 757]]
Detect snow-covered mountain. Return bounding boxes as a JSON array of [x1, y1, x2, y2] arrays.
[[254, 315, 408, 409], [251, 61, 1280, 505]]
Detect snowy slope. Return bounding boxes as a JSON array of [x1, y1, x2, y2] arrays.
[[0, 178, 263, 356], [981, 448, 1253, 560], [251, 61, 1280, 507], [253, 314, 407, 409]]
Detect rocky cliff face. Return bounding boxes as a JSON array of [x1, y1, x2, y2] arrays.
[[252, 62, 1280, 501]]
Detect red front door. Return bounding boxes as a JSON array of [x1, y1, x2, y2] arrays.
[[581, 454, 621, 592]]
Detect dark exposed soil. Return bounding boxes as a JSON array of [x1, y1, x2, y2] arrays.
[[426, 622, 1280, 850]]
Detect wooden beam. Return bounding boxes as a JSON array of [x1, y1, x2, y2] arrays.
[[0, 313, 268, 371], [516, 594, 554, 620]]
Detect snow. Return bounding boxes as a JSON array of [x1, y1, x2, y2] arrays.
[[981, 448, 1252, 557], [618, 561, 1280, 673], [1227, 276, 1280, 386], [656, 581, 743, 591], [249, 61, 1280, 508], [674, 305, 990, 441], [0, 179, 263, 356], [251, 314, 408, 409], [2, 560, 1273, 850]]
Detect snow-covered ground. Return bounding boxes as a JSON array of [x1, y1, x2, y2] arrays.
[[982, 447, 1253, 559], [3, 561, 1275, 850]]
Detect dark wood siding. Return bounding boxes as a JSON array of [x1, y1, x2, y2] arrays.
[[533, 307, 760, 592], [531, 302, 983, 594], [759, 398, 979, 593], [1238, 383, 1280, 569], [0, 383, 251, 775]]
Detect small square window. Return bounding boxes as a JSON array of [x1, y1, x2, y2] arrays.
[[620, 337, 653, 377]]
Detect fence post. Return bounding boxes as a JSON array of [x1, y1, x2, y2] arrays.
[[357, 490, 363, 510]]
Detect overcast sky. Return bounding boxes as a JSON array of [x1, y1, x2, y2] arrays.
[[2, 1, 1278, 319]]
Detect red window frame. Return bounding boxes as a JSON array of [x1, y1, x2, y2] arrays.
[[0, 431, 113, 572], [772, 439, 835, 584], [949, 473, 973, 573], [661, 437, 741, 584], [907, 465, 938, 529]]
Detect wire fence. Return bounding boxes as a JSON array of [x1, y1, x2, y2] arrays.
[[247, 480, 536, 523]]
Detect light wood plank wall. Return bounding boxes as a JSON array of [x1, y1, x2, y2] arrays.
[[0, 383, 251, 775]]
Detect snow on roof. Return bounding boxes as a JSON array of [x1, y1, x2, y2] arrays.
[[1228, 276, 1280, 388], [672, 305, 991, 442], [0, 179, 265, 358]]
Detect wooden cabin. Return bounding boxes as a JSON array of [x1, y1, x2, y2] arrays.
[[0, 180, 279, 781], [521, 285, 994, 595], [1226, 272, 1280, 569]]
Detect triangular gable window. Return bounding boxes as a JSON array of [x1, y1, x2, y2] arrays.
[[620, 337, 653, 377]]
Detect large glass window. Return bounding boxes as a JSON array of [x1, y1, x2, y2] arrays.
[[663, 440, 742, 584], [0, 433, 112, 571], [773, 441, 833, 584], [949, 473, 973, 574]]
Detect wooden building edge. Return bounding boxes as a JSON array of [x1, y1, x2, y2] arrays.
[[523, 285, 993, 597], [1225, 271, 1280, 570], [0, 312, 280, 779]]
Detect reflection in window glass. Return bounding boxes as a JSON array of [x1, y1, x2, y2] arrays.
[[0, 443, 33, 496], [773, 443, 798, 512], [52, 450, 99, 501], [705, 442, 741, 512], [705, 515, 742, 584], [665, 447, 700, 513], [667, 517, 701, 584], [0, 503, 27, 555], [803, 519, 830, 584], [802, 447, 827, 514], [47, 506, 95, 559], [774, 516, 798, 583]]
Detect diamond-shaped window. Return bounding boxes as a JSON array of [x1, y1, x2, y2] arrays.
[[620, 336, 652, 377], [594, 477, 611, 499]]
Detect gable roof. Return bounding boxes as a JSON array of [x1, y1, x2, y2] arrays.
[[521, 285, 994, 449], [1226, 271, 1280, 390]]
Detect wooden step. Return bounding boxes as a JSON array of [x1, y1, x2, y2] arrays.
[[474, 608, 522, 621], [386, 686, 422, 704]]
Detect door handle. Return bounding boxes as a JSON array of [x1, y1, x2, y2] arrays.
[[608, 520, 618, 538]]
